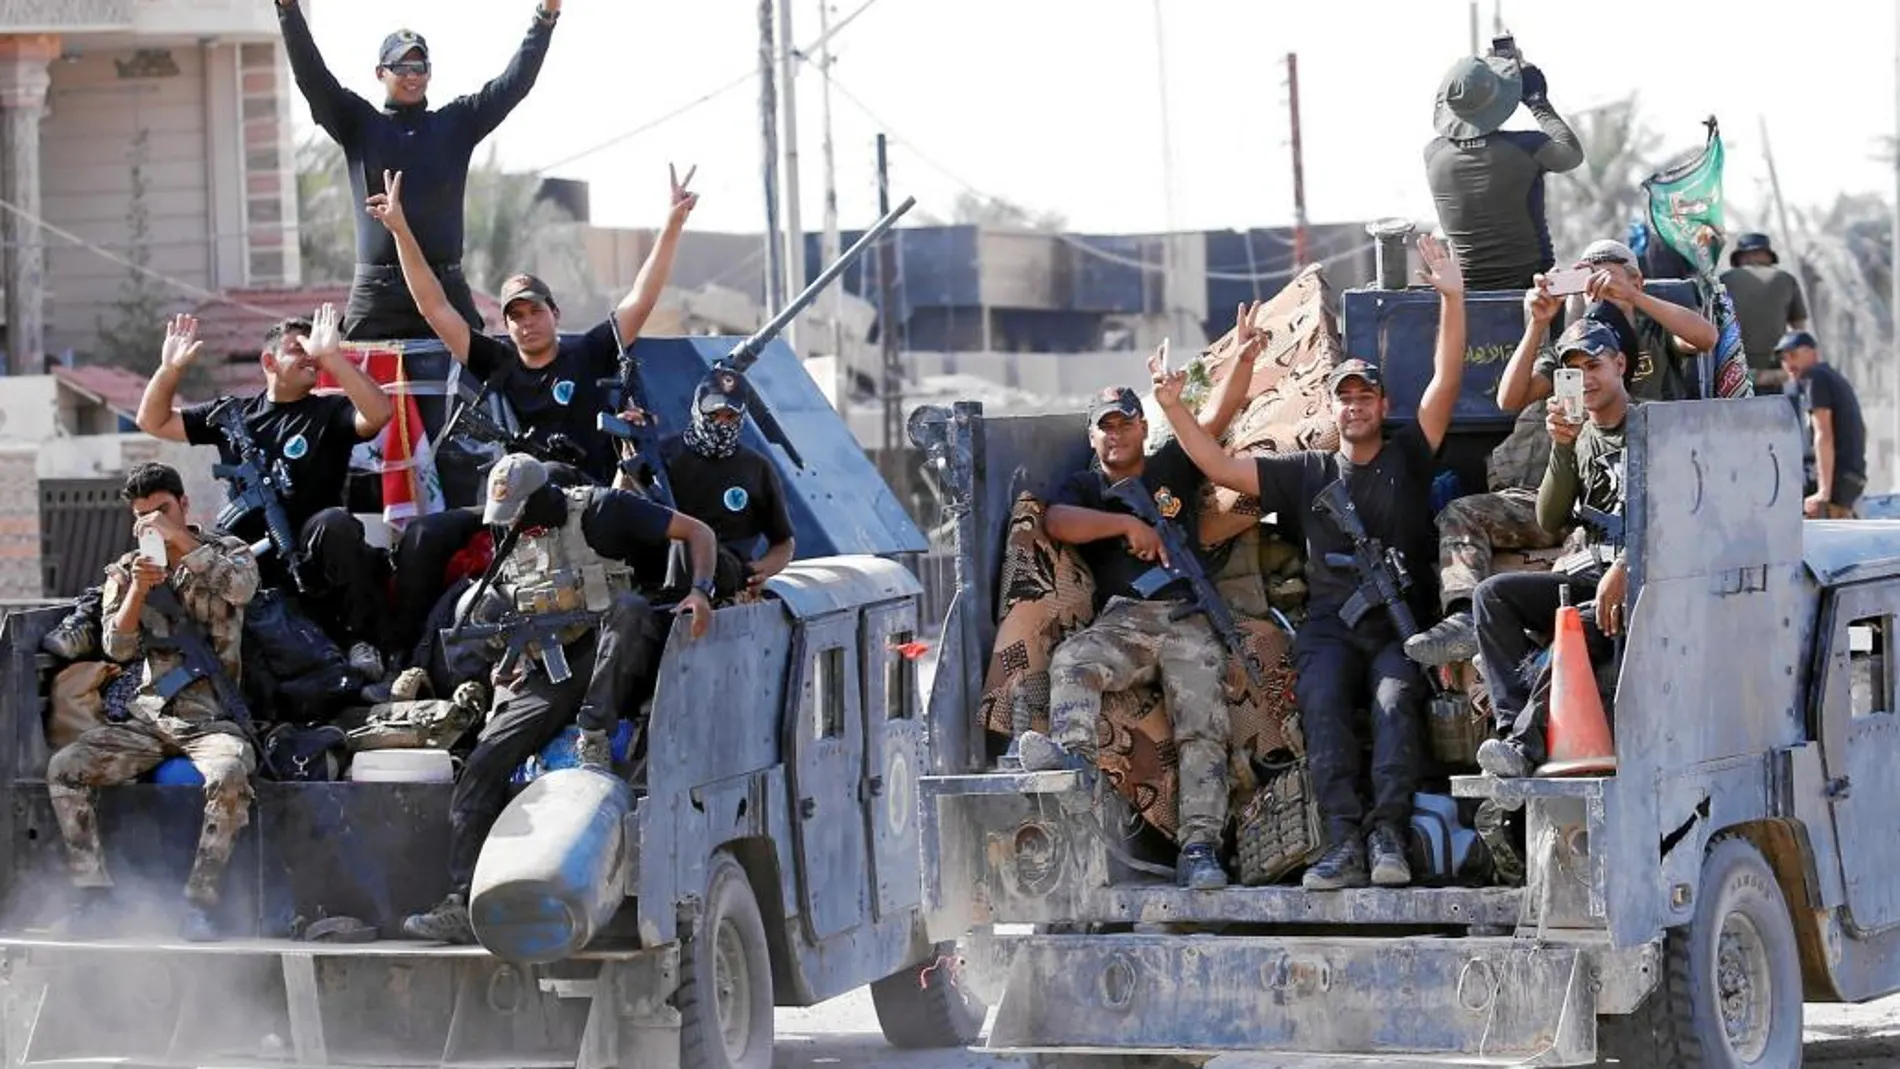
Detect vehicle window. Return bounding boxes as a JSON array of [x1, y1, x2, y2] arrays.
[[1848, 616, 1890, 719], [813, 647, 846, 738], [886, 630, 915, 720]]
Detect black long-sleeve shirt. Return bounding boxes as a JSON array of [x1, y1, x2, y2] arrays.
[[1424, 101, 1584, 292], [278, 2, 554, 270]]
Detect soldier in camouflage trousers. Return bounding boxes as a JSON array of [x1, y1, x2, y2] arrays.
[[48, 463, 261, 943]]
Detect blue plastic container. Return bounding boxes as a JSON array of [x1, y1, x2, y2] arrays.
[[469, 767, 634, 963], [149, 757, 204, 786], [510, 721, 635, 787]]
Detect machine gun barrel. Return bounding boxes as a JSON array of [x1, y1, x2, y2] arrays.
[[722, 195, 917, 373]]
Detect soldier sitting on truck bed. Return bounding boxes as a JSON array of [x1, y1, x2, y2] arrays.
[[366, 165, 698, 666], [402, 453, 718, 944], [1012, 302, 1266, 892], [622, 367, 797, 604], [1405, 242, 1718, 666], [136, 307, 397, 685], [1472, 317, 1633, 779], [1147, 236, 1467, 891], [50, 463, 261, 943]]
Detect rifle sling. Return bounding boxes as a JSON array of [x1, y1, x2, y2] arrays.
[[140, 581, 251, 727]]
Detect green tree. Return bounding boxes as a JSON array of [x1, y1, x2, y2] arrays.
[[92, 128, 214, 392], [1544, 96, 1663, 258], [295, 132, 355, 285]]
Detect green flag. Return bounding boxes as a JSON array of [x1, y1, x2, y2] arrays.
[[1643, 117, 1727, 277]]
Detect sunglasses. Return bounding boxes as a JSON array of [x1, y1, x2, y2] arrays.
[[383, 60, 430, 76]]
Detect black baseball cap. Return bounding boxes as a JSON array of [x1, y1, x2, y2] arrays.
[[1087, 386, 1145, 427], [1325, 359, 1384, 395], [1774, 329, 1819, 353], [1555, 318, 1623, 361], [379, 29, 429, 67], [498, 273, 559, 315]]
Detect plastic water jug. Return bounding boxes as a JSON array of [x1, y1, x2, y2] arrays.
[[468, 767, 633, 963], [510, 721, 635, 786]]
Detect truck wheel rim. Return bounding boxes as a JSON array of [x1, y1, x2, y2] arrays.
[[1716, 911, 1772, 1059], [715, 916, 753, 1058]]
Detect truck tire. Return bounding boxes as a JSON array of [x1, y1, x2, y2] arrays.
[[869, 940, 987, 1048], [1596, 835, 1803, 1067], [678, 853, 774, 1069]]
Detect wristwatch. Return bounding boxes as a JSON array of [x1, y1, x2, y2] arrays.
[[691, 577, 715, 601]]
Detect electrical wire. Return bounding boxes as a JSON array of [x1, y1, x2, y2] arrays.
[[823, 76, 1378, 285]]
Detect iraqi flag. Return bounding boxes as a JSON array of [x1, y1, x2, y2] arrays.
[[316, 344, 447, 533]]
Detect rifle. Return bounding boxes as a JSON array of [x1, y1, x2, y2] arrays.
[[1102, 478, 1267, 690], [443, 607, 597, 686], [142, 582, 257, 733], [209, 400, 308, 592], [1576, 504, 1624, 547], [441, 375, 590, 471], [1312, 477, 1422, 639], [596, 308, 677, 507]]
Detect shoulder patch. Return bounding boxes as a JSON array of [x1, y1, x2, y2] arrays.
[[1153, 487, 1181, 519]]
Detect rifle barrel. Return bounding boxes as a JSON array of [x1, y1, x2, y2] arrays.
[[725, 195, 917, 370]]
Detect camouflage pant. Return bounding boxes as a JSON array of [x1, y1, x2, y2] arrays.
[[1047, 597, 1229, 847], [47, 717, 256, 907], [1436, 487, 1562, 611]]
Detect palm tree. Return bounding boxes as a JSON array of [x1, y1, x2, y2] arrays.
[[1544, 96, 1663, 257], [295, 133, 355, 285], [460, 145, 598, 310]]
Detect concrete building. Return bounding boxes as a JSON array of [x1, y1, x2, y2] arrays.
[[0, 0, 299, 375]]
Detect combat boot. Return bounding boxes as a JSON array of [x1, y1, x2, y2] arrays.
[[576, 727, 613, 771], [1015, 730, 1096, 786], [1301, 837, 1369, 891], [1176, 842, 1228, 890], [1367, 823, 1413, 888], [1477, 738, 1533, 779], [402, 894, 474, 944], [1404, 610, 1478, 667], [180, 902, 220, 943]]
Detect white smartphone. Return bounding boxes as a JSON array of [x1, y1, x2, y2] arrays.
[[1158, 337, 1172, 375], [1545, 266, 1593, 297], [1554, 368, 1586, 423], [138, 526, 167, 568]]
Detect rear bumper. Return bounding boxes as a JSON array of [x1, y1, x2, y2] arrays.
[[975, 931, 1658, 1067]]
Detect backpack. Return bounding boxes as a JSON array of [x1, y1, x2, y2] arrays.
[[240, 588, 367, 723], [1404, 792, 1493, 887]]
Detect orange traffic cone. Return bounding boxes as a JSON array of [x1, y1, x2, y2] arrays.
[[1537, 586, 1617, 777]]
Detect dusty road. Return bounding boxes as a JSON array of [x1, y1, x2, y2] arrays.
[[773, 988, 1900, 1067]]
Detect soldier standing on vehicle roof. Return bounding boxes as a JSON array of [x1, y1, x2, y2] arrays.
[[274, 0, 561, 341], [367, 165, 699, 662], [1153, 236, 1467, 892], [1472, 318, 1634, 779], [136, 306, 396, 683], [1722, 233, 1810, 392], [402, 453, 718, 945], [1012, 302, 1266, 893], [621, 367, 797, 603], [1423, 37, 1583, 292], [49, 464, 261, 943]]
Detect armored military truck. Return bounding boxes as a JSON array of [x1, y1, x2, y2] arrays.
[[918, 279, 1899, 1066], [0, 329, 988, 1069]]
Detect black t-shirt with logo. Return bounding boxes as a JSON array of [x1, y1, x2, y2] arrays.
[[1045, 439, 1208, 612], [181, 392, 364, 537], [659, 434, 795, 554], [464, 321, 623, 485], [1254, 422, 1441, 627]]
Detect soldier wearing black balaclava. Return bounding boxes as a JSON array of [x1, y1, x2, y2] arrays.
[[650, 368, 797, 602]]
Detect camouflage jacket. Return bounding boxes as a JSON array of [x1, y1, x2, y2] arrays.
[[1487, 403, 1554, 493], [100, 527, 259, 723]]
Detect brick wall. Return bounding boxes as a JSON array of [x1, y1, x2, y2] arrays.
[[0, 446, 42, 598]]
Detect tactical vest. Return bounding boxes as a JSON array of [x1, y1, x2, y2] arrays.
[[497, 486, 634, 647]]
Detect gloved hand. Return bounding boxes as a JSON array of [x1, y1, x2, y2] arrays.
[[1520, 64, 1549, 105]]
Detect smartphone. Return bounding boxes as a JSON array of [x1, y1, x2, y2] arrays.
[[138, 526, 167, 568], [1544, 266, 1593, 297], [1490, 33, 1517, 58], [1158, 337, 1172, 375], [1554, 368, 1586, 423]]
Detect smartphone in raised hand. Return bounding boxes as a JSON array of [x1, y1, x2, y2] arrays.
[[1554, 368, 1586, 423], [1544, 266, 1592, 297], [139, 526, 167, 568]]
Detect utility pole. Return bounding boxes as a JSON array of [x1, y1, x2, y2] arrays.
[[1891, 1, 1900, 490], [1468, 0, 1479, 55], [817, 0, 846, 414], [876, 133, 903, 494], [1287, 53, 1309, 269], [1151, 0, 1178, 332], [757, 0, 784, 313], [777, 0, 805, 353], [1759, 117, 1799, 265]]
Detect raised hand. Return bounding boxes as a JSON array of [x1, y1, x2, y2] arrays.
[[365, 170, 407, 233], [1416, 233, 1465, 297], [160, 314, 203, 372], [667, 163, 699, 227], [306, 302, 342, 362], [1146, 337, 1172, 381], [1234, 299, 1267, 351], [1153, 368, 1188, 411]]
